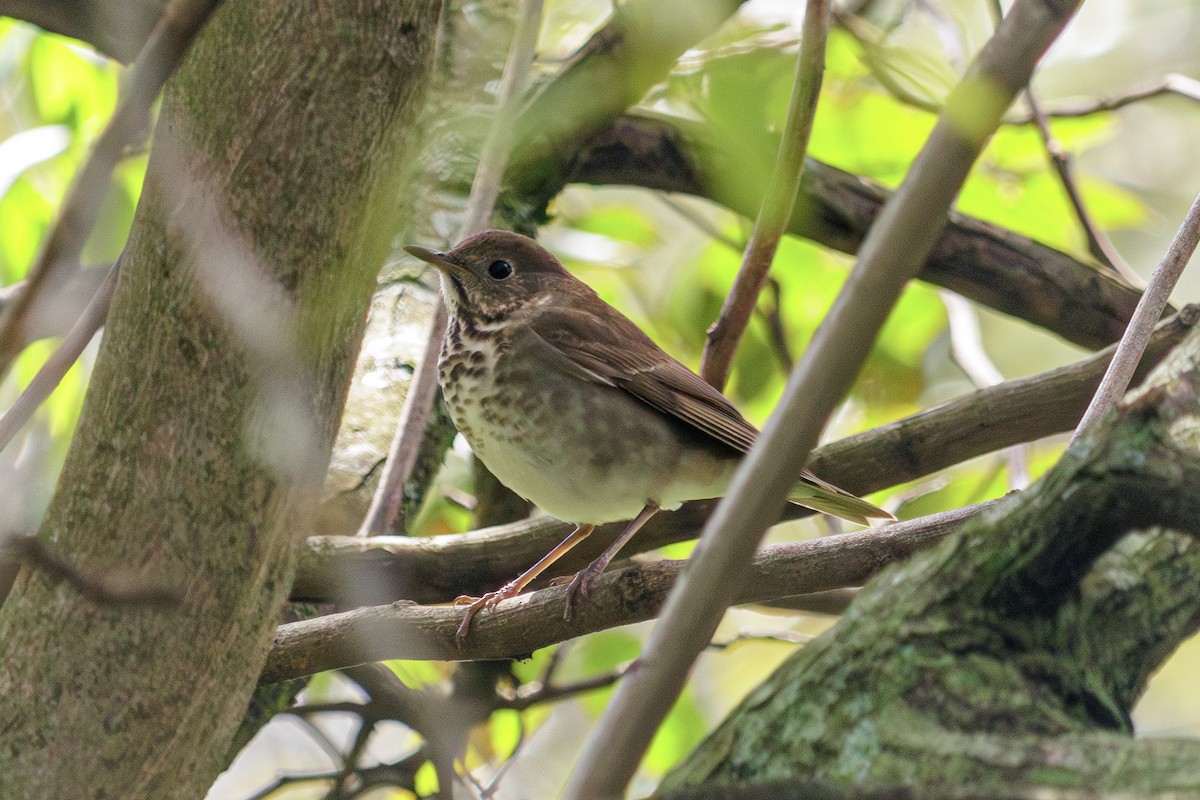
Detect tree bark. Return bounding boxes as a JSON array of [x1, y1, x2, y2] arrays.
[[659, 327, 1200, 795], [0, 1, 438, 796]]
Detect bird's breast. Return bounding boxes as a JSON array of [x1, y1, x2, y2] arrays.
[[438, 323, 735, 524]]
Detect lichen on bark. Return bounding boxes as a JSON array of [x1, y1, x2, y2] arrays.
[[660, 329, 1200, 796]]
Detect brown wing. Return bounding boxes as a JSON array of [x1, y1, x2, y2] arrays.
[[524, 303, 758, 454], [522, 299, 893, 523]]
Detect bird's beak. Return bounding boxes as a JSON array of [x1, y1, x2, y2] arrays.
[[404, 245, 471, 281]]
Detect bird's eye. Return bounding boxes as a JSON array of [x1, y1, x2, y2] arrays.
[[487, 260, 513, 280]]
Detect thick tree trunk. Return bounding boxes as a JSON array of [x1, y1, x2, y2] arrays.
[[0, 1, 438, 797]]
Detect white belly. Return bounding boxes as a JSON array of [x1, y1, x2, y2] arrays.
[[447, 365, 733, 525]]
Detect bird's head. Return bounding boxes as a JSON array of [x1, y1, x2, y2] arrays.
[[405, 230, 580, 323]]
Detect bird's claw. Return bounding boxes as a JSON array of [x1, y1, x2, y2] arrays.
[[454, 581, 520, 644], [563, 564, 604, 621]]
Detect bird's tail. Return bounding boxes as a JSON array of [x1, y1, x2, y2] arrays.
[[788, 472, 893, 526]]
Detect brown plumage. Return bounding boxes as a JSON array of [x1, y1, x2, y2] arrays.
[[406, 229, 890, 637]]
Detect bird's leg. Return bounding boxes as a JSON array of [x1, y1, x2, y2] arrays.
[[455, 522, 596, 642], [564, 503, 660, 620]]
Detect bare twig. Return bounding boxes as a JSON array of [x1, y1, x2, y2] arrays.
[[656, 195, 746, 254], [0, 260, 118, 454], [838, 9, 1200, 127], [708, 630, 812, 650], [0, 0, 223, 377], [355, 302, 446, 535], [1074, 191, 1200, 437], [564, 2, 1082, 795], [1023, 87, 1141, 287], [2, 533, 181, 607], [501, 661, 631, 711], [700, 0, 830, 390], [243, 771, 337, 800], [1025, 72, 1200, 120], [0, 265, 109, 344], [265, 504, 985, 678], [358, 0, 544, 536], [459, 0, 545, 239], [762, 278, 795, 372]]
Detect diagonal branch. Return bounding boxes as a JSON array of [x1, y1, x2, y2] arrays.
[[1074, 191, 1200, 436], [0, 261, 118, 454], [358, 0, 544, 536], [1023, 85, 1140, 286], [0, 0, 224, 376], [700, 0, 829, 389], [565, 2, 1084, 795], [568, 115, 1144, 351], [504, 0, 745, 217]]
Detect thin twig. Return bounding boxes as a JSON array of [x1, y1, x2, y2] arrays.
[[839, 9, 1200, 126], [342, 663, 462, 796], [0, 260, 118, 454], [459, 0, 545, 239], [656, 195, 746, 253], [1025, 72, 1200, 120], [700, 0, 830, 390], [1024, 86, 1141, 287], [358, 0, 544, 536], [243, 772, 338, 800], [0, 0, 223, 377], [330, 718, 378, 800], [762, 278, 795, 372], [0, 265, 109, 345], [3, 533, 181, 607], [355, 302, 446, 535], [1074, 190, 1200, 437], [708, 630, 812, 650], [564, 2, 1082, 796], [502, 662, 632, 711]]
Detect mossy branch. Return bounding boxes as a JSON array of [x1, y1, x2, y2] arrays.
[[659, 324, 1200, 796]]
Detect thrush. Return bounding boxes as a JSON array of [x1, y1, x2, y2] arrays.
[[405, 230, 890, 639]]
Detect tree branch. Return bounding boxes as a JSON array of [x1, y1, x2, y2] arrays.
[[265, 504, 979, 679], [0, 260, 118, 454], [504, 0, 745, 219], [1024, 86, 1139, 286], [700, 0, 829, 389], [1, 532, 180, 606], [1074, 191, 1200, 436], [0, 0, 166, 62], [293, 305, 1197, 606], [0, 0, 224, 376], [566, 114, 1144, 351], [567, 1, 1084, 792], [660, 320, 1200, 797]]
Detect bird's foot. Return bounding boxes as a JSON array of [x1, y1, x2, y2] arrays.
[[453, 580, 522, 644], [563, 562, 606, 621]]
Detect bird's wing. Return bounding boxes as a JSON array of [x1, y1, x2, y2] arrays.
[[524, 304, 758, 454], [522, 303, 893, 523]]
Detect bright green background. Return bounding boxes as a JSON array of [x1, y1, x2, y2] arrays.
[[3, 0, 1199, 797]]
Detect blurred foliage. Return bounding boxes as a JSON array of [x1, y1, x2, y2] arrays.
[[5, 0, 1200, 797], [0, 23, 146, 531]]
